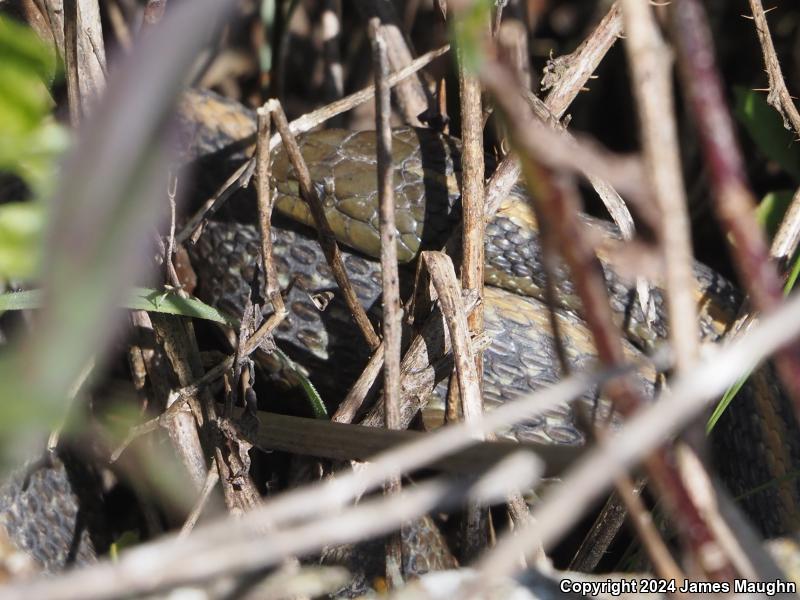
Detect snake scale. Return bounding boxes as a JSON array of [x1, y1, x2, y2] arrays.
[[2, 88, 800, 581]]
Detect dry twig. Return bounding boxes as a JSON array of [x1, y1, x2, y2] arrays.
[[247, 106, 289, 353], [370, 18, 404, 586], [482, 60, 736, 581], [771, 186, 800, 268], [672, 0, 800, 416], [353, 0, 431, 125], [620, 0, 698, 369], [267, 100, 382, 351], [542, 2, 622, 119], [748, 0, 800, 137], [454, 5, 491, 559]]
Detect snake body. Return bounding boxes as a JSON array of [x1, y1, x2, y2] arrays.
[[3, 88, 800, 577], [182, 90, 800, 537]]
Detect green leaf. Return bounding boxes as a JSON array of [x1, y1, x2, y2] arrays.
[[706, 370, 751, 434], [450, 0, 493, 74], [0, 16, 59, 83], [0, 17, 67, 283], [0, 202, 44, 280], [127, 287, 236, 324], [734, 87, 800, 182], [755, 190, 795, 241], [0, 15, 61, 140], [0, 287, 236, 326], [110, 531, 141, 561]]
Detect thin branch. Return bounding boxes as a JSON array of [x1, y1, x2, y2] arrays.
[[420, 252, 482, 424], [748, 0, 800, 137], [620, 0, 698, 371], [250, 106, 288, 352], [454, 3, 491, 560], [371, 19, 402, 437], [542, 2, 623, 119], [267, 100, 381, 351], [179, 465, 220, 537], [457, 12, 487, 391], [370, 18, 404, 587]]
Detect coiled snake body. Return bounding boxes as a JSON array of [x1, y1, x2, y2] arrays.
[[183, 90, 800, 539], [3, 89, 800, 576]]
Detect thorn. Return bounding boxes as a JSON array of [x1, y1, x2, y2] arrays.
[[588, 75, 599, 80], [741, 14, 754, 20], [764, 6, 777, 14], [752, 88, 770, 92]]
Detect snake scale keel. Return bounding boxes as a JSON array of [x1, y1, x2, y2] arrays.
[[3, 88, 800, 579]]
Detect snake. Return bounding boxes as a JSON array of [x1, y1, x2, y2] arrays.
[[3, 88, 800, 584]]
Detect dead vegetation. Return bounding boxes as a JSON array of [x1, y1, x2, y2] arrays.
[[2, 0, 800, 598]]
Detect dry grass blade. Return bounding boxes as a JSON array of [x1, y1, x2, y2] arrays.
[[244, 411, 579, 477]]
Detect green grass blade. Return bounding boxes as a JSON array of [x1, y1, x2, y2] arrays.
[[0, 287, 235, 326]]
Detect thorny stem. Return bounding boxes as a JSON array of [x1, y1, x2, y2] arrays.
[[671, 0, 800, 419], [747, 0, 800, 137]]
